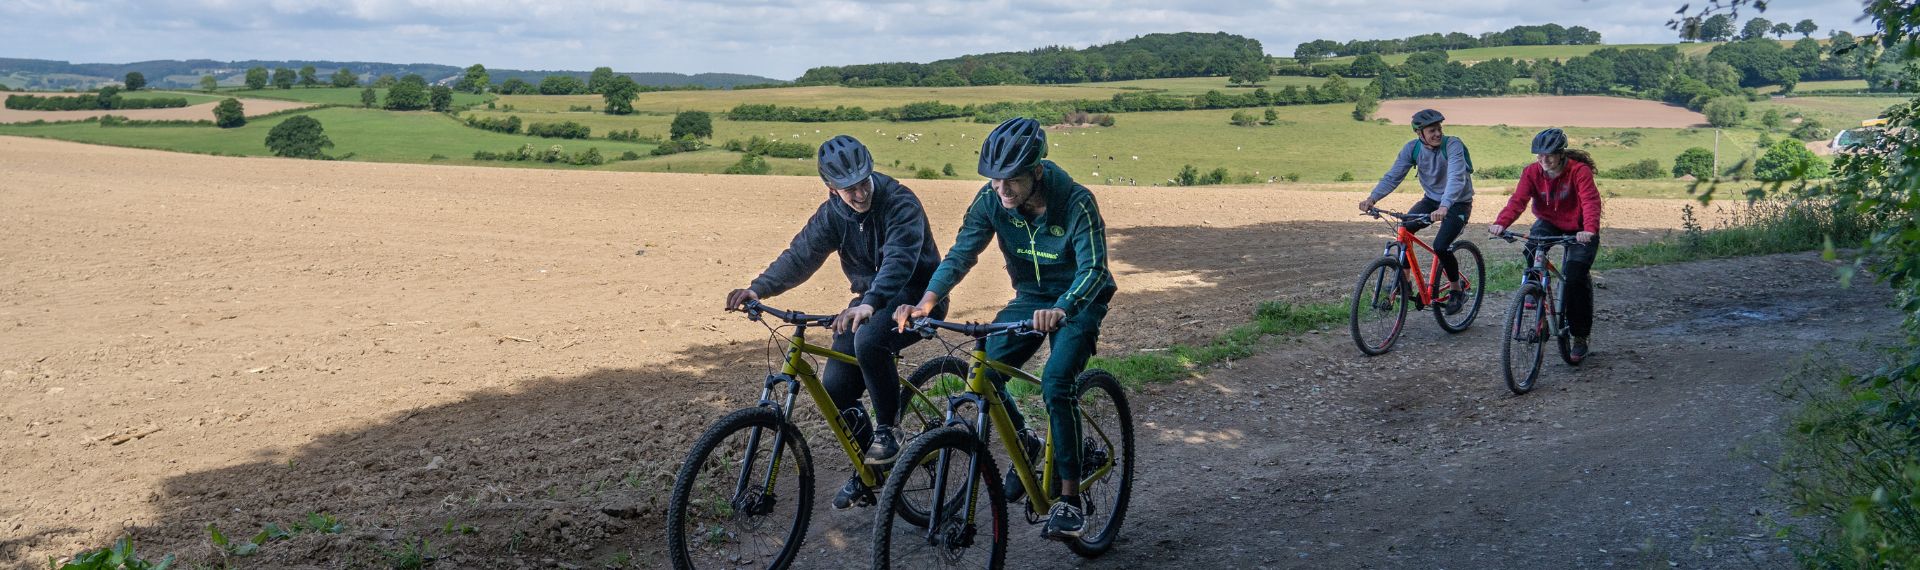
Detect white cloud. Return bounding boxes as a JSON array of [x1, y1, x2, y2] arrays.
[[0, 0, 1865, 78]]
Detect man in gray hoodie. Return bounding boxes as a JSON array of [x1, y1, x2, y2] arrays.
[[1359, 108, 1475, 298], [723, 135, 944, 510]]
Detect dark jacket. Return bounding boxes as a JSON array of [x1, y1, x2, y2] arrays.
[[749, 173, 941, 309], [926, 160, 1115, 318]]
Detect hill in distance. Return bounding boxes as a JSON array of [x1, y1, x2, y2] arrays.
[[0, 57, 785, 91]]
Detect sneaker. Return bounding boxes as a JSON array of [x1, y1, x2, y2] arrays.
[[864, 426, 900, 465], [1570, 336, 1590, 362], [832, 474, 872, 510], [1444, 280, 1468, 315], [1042, 497, 1086, 540], [1002, 428, 1044, 503]]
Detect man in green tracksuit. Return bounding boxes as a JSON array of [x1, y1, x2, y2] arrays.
[[894, 117, 1115, 540]]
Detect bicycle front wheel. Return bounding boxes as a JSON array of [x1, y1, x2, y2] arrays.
[[872, 426, 1008, 570], [1350, 257, 1409, 356], [1433, 241, 1486, 333], [893, 356, 976, 528], [1067, 369, 1135, 558], [666, 407, 814, 570], [1501, 285, 1549, 394]]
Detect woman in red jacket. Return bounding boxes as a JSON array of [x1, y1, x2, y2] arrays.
[[1487, 128, 1602, 362]]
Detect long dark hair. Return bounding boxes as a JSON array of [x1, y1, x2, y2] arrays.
[[1561, 149, 1596, 169]]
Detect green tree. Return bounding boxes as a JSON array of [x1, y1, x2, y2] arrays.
[[1697, 14, 1736, 41], [1229, 110, 1259, 126], [1348, 53, 1389, 78], [587, 67, 616, 94], [265, 115, 334, 159], [1752, 138, 1828, 180], [1741, 17, 1775, 40], [539, 75, 585, 95], [1761, 108, 1784, 130], [1264, 107, 1278, 125], [1551, 56, 1615, 94], [1319, 74, 1352, 102], [331, 68, 358, 88], [1771, 22, 1793, 39], [385, 75, 429, 111], [429, 85, 453, 112], [272, 67, 295, 89], [601, 75, 639, 115], [1353, 91, 1379, 121], [498, 78, 533, 95], [1229, 59, 1270, 86], [298, 65, 319, 87], [1793, 19, 1818, 38], [199, 75, 218, 93], [371, 74, 397, 88], [670, 110, 714, 139], [213, 98, 245, 128], [455, 64, 490, 94], [123, 71, 145, 91], [1703, 96, 1747, 127], [359, 87, 377, 108], [245, 66, 269, 90], [1672, 147, 1715, 178]]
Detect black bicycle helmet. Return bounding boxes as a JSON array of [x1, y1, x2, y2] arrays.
[[1410, 108, 1446, 131], [977, 117, 1047, 179], [1530, 128, 1568, 155], [817, 135, 873, 189]]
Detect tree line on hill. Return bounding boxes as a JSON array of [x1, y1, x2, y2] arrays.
[[791, 32, 1269, 87], [1292, 23, 1606, 64]]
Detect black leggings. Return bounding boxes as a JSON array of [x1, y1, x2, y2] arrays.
[[1406, 197, 1472, 283], [1523, 220, 1599, 338], [821, 298, 946, 431]]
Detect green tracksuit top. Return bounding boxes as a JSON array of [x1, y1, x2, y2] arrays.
[[926, 160, 1115, 317]]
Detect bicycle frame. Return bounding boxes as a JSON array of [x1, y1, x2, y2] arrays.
[[921, 335, 1120, 531], [743, 324, 940, 498], [1519, 241, 1570, 338], [1387, 226, 1448, 308]]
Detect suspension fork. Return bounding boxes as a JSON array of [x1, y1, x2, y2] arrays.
[[736, 328, 808, 503], [925, 338, 994, 542]]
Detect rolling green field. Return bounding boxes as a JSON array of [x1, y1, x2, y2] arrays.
[[1759, 79, 1870, 94], [1067, 76, 1330, 94], [462, 99, 1765, 193], [0, 107, 656, 166], [499, 84, 1138, 114], [217, 87, 494, 107], [1297, 42, 1725, 67], [138, 91, 229, 104], [1754, 95, 1908, 129]]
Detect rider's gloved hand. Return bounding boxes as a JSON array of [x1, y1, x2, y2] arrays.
[[1575, 231, 1595, 244]]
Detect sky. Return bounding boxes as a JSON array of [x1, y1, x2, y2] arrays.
[[0, 0, 1867, 79]]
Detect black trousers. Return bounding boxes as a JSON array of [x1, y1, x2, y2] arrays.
[[821, 297, 947, 434], [1523, 220, 1599, 338], [1407, 197, 1472, 283]]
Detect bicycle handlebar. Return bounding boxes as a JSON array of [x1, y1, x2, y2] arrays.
[[1365, 207, 1434, 231], [736, 299, 836, 327], [1492, 230, 1581, 246], [909, 317, 1039, 339]]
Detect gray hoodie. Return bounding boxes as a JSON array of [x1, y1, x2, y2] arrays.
[[1368, 136, 1474, 209]]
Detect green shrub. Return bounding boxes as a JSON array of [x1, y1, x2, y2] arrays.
[[1754, 139, 1829, 181], [1475, 164, 1527, 179], [1672, 147, 1715, 178], [464, 114, 521, 135], [723, 135, 812, 159], [527, 121, 591, 139], [1601, 158, 1663, 179], [213, 98, 246, 128], [722, 153, 771, 175], [670, 111, 714, 139], [650, 136, 705, 156]]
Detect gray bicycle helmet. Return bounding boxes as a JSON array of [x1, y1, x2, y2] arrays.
[[977, 117, 1046, 179], [1411, 109, 1446, 131], [817, 135, 872, 189], [1530, 128, 1568, 155]]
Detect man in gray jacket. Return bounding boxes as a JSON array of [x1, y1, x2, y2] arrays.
[[724, 135, 944, 509], [1358, 108, 1475, 302]]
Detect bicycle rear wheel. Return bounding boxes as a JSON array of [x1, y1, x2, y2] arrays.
[[1432, 241, 1486, 333], [1350, 257, 1409, 356], [1501, 285, 1549, 394], [1066, 369, 1134, 558], [872, 426, 1008, 570], [667, 407, 814, 570]]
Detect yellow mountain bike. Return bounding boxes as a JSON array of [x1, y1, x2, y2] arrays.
[[666, 300, 950, 570], [870, 317, 1135, 569]]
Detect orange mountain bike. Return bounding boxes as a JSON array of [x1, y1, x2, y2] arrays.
[[1348, 207, 1486, 355]]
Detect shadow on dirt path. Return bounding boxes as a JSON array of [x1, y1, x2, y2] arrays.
[[67, 235, 1890, 569]]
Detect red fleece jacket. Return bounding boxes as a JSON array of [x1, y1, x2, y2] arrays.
[[1495, 160, 1602, 233]]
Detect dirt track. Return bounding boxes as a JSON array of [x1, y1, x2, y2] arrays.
[[0, 97, 312, 124], [0, 136, 1891, 568], [1379, 96, 1709, 128]]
